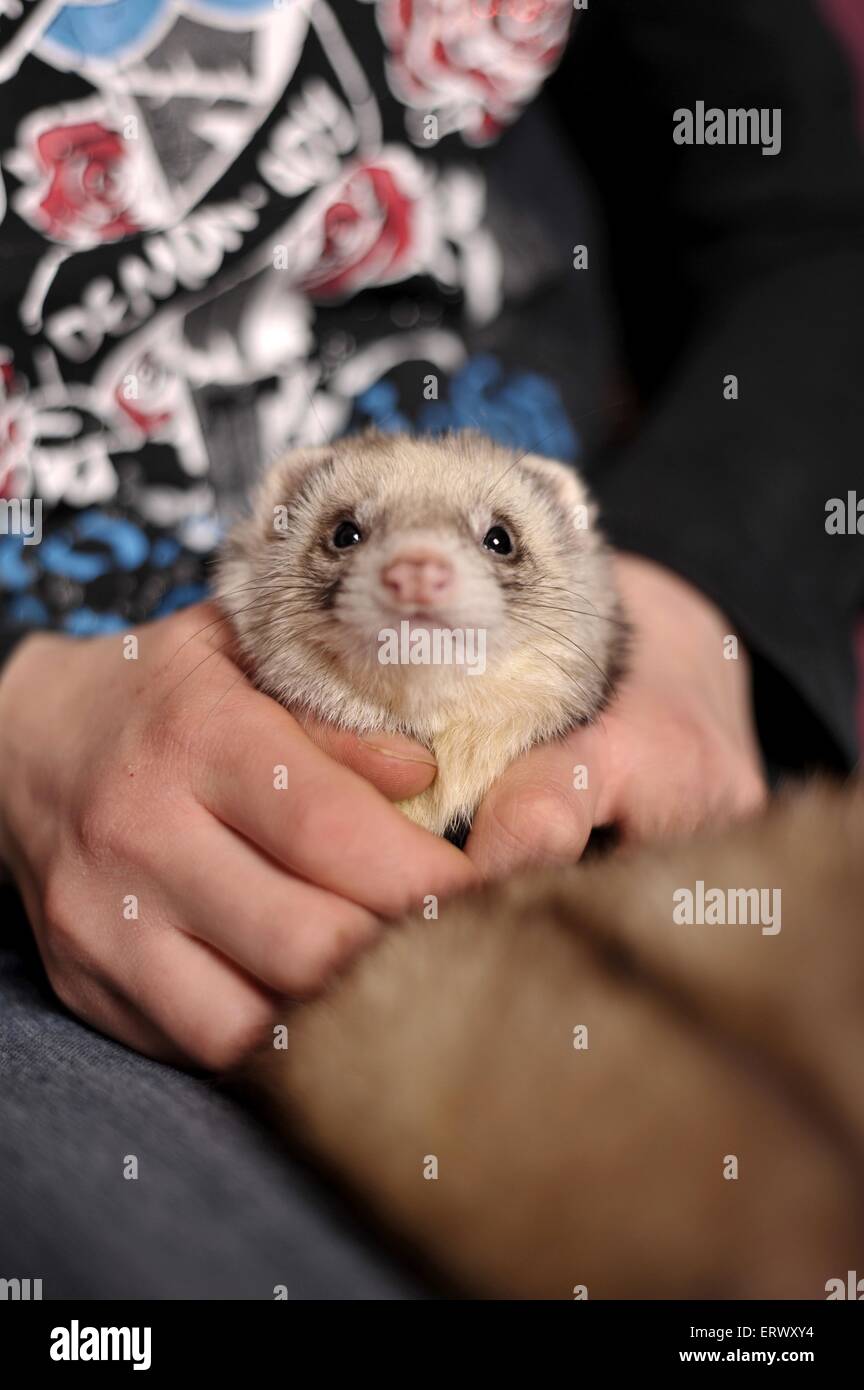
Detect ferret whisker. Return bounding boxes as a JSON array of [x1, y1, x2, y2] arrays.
[[532, 583, 605, 612], [214, 577, 290, 597], [509, 612, 613, 691], [531, 584, 628, 627], [223, 596, 322, 625], [168, 593, 308, 658], [244, 615, 336, 650], [165, 579, 304, 655], [167, 619, 231, 662], [515, 637, 591, 694], [243, 619, 330, 647], [515, 599, 623, 626], [162, 639, 243, 701], [200, 671, 251, 728]]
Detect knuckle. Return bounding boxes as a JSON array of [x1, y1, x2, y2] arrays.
[[40, 874, 102, 979], [40, 873, 79, 954], [44, 959, 84, 1016], [234, 892, 371, 998], [38, 916, 99, 1016], [500, 783, 584, 859], [74, 794, 125, 866], [280, 925, 365, 999], [279, 792, 357, 864], [188, 1002, 272, 1072], [191, 697, 258, 781], [144, 689, 206, 768]]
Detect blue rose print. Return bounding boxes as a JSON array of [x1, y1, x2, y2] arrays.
[[43, 0, 274, 66], [0, 510, 209, 635], [356, 355, 580, 462]]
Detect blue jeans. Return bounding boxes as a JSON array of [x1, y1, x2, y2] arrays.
[[0, 888, 426, 1300]]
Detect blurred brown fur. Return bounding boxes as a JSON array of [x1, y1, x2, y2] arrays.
[[244, 782, 864, 1299]]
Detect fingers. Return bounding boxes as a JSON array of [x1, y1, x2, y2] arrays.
[[593, 700, 768, 844], [299, 714, 438, 802], [159, 808, 379, 995], [196, 596, 441, 802], [116, 920, 277, 1071], [33, 862, 274, 1072], [48, 919, 273, 1071], [466, 730, 605, 878], [613, 760, 768, 844], [193, 685, 475, 916], [38, 949, 185, 1068]]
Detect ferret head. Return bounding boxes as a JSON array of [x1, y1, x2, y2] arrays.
[[218, 430, 620, 732]]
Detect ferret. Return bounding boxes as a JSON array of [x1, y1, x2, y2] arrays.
[[217, 429, 624, 835], [243, 781, 864, 1299]]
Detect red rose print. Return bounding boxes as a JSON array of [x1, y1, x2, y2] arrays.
[[376, 0, 574, 144], [28, 121, 138, 245], [300, 161, 417, 298], [113, 354, 176, 437]]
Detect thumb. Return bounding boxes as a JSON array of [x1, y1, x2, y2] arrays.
[[465, 730, 604, 878], [298, 715, 438, 802]]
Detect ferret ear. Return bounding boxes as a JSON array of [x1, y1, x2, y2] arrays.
[[256, 440, 333, 506], [270, 442, 334, 488], [519, 452, 599, 531]]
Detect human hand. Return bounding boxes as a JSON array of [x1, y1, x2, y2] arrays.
[[466, 553, 767, 876], [0, 602, 473, 1067]]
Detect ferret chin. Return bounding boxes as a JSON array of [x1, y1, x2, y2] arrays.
[[217, 428, 625, 835]]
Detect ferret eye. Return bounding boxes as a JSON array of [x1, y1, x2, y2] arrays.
[[482, 525, 513, 556], [332, 519, 363, 549]]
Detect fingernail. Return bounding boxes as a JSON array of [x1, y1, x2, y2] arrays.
[[360, 733, 437, 767]]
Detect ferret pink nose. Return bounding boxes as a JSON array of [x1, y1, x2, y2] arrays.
[[381, 550, 454, 607]]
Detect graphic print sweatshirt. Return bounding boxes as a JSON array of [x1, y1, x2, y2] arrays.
[[0, 0, 862, 770]]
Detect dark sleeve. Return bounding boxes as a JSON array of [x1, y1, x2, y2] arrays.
[[0, 606, 26, 675], [546, 0, 864, 772], [0, 633, 24, 667]]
